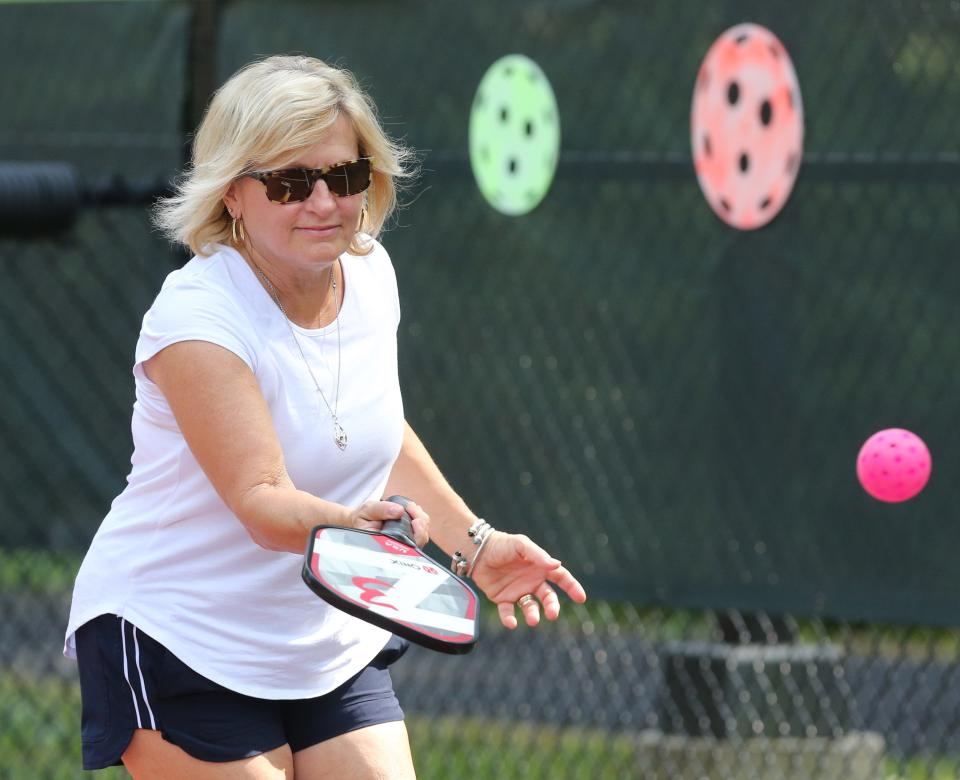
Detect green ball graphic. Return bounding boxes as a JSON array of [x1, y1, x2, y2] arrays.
[[469, 54, 561, 216]]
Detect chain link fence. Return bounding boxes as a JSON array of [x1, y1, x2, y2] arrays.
[[2, 1, 960, 777]]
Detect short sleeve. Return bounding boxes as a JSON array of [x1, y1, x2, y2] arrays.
[[133, 277, 259, 382]]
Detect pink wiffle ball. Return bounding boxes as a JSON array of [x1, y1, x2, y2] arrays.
[[690, 23, 804, 230], [856, 428, 932, 503]]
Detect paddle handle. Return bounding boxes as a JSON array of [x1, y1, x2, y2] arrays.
[[383, 495, 416, 545]]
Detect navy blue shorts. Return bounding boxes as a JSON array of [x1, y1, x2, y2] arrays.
[[75, 614, 409, 770]]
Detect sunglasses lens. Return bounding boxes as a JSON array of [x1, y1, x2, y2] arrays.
[[324, 159, 372, 197], [263, 172, 312, 204], [257, 160, 372, 203]]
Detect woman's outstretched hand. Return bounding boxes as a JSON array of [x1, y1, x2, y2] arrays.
[[470, 532, 587, 629]]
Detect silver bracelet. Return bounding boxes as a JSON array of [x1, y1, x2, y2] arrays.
[[467, 518, 490, 544], [466, 526, 496, 578], [450, 550, 469, 577]]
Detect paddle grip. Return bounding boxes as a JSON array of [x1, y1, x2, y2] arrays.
[[383, 494, 416, 545]]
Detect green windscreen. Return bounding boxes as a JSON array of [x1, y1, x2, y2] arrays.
[[1, 0, 958, 626]]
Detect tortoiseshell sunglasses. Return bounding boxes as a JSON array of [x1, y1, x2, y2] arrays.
[[247, 157, 373, 204]]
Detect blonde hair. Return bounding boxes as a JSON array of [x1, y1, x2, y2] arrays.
[[153, 55, 415, 256]]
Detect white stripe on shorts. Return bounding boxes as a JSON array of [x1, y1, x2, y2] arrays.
[[132, 627, 157, 729], [120, 618, 144, 728]]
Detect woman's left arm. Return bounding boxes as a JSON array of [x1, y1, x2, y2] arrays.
[[384, 421, 587, 629]]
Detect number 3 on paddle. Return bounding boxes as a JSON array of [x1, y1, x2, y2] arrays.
[[303, 496, 480, 654], [352, 576, 397, 610]]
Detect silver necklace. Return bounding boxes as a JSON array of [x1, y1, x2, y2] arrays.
[[253, 262, 348, 451]]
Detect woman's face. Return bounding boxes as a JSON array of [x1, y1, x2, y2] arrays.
[[225, 114, 364, 276]]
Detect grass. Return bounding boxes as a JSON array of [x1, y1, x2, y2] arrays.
[[0, 670, 958, 779], [411, 715, 960, 780], [4, 546, 960, 778], [0, 673, 129, 779], [408, 715, 637, 779], [884, 756, 960, 780]]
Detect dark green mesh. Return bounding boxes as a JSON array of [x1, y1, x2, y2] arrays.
[[1, 2, 959, 777]]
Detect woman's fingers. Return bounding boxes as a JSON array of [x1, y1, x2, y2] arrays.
[[538, 583, 562, 620], [497, 601, 519, 630], [349, 499, 430, 547], [497, 596, 539, 629], [403, 501, 430, 547], [518, 592, 541, 626], [376, 499, 430, 547], [496, 585, 562, 629], [545, 563, 587, 604], [348, 501, 385, 531]]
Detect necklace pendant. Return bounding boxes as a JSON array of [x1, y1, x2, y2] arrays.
[[333, 420, 348, 451]]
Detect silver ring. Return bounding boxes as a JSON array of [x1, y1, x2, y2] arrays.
[[517, 594, 536, 608]]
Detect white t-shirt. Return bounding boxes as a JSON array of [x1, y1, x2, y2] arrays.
[[64, 241, 405, 699]]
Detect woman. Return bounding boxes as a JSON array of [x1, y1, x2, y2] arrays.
[[64, 55, 586, 779]]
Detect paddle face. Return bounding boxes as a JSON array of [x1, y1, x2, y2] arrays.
[[302, 499, 479, 654]]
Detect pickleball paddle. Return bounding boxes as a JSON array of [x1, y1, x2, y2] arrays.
[[302, 495, 480, 654]]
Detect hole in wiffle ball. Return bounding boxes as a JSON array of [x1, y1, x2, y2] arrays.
[[759, 196, 772, 210], [735, 34, 749, 45], [500, 107, 509, 123], [760, 99, 773, 126], [727, 81, 740, 106], [719, 198, 732, 212], [704, 135, 712, 157], [739, 153, 750, 173], [508, 158, 518, 174]]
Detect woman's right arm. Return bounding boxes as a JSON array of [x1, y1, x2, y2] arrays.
[[144, 339, 427, 553]]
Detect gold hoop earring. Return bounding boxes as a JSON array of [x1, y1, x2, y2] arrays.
[[231, 216, 246, 244]]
